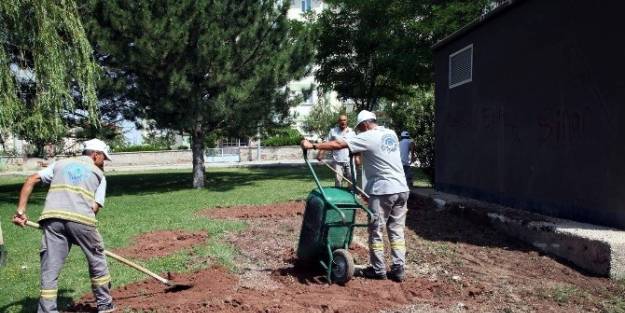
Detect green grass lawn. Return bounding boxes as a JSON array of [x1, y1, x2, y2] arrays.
[[0, 165, 430, 312]]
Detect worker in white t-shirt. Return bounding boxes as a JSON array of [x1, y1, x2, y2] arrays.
[[301, 110, 409, 282]]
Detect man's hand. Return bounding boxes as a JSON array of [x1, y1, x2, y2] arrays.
[[12, 210, 28, 227], [92, 203, 102, 215], [316, 150, 325, 161], [300, 139, 313, 150]]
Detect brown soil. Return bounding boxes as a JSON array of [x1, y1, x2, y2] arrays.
[[70, 199, 625, 313], [113, 230, 207, 259], [198, 200, 305, 219]]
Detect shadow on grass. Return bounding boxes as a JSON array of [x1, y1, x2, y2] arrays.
[[0, 166, 333, 206], [0, 289, 75, 313]]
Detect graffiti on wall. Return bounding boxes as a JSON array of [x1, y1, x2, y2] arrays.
[[538, 107, 587, 144]]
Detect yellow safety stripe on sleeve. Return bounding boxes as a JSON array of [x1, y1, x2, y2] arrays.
[[390, 240, 406, 251], [40, 289, 58, 300], [369, 242, 384, 251], [39, 210, 97, 226], [91, 274, 111, 287], [49, 184, 95, 201]]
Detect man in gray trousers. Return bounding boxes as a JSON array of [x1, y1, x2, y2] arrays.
[[13, 139, 115, 313], [301, 110, 410, 282]]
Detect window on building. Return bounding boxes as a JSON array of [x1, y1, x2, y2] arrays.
[[301, 0, 312, 12], [449, 44, 473, 88]]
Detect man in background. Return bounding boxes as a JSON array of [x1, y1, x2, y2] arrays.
[[399, 130, 416, 187], [317, 114, 356, 187]]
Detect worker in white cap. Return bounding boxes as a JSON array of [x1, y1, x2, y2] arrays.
[[12, 138, 115, 313], [399, 130, 416, 187], [301, 110, 410, 282]]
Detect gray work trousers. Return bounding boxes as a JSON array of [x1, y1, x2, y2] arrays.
[[368, 192, 410, 275], [39, 219, 112, 313], [333, 161, 353, 187], [403, 165, 413, 187]]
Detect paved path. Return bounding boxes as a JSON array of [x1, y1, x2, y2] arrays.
[[0, 159, 317, 176]]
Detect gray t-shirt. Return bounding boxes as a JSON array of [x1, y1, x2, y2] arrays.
[[345, 126, 409, 195], [327, 126, 355, 163]]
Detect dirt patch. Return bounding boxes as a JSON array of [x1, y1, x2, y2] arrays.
[[198, 201, 305, 219], [113, 230, 208, 260], [71, 200, 625, 312], [70, 267, 238, 312]]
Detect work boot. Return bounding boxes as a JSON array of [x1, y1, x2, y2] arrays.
[[362, 266, 386, 280], [98, 303, 116, 313], [388, 264, 406, 282]]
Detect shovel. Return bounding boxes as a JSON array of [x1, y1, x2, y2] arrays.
[[318, 159, 370, 199], [24, 220, 193, 291]]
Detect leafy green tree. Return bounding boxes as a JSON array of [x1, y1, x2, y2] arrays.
[[83, 0, 314, 188], [314, 0, 489, 111], [384, 87, 435, 180], [0, 1, 99, 156]]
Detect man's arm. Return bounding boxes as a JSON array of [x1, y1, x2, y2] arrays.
[[93, 177, 107, 215], [301, 139, 348, 151], [13, 174, 42, 227], [316, 150, 326, 161]]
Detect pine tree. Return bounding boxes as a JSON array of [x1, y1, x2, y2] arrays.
[[83, 0, 313, 188]]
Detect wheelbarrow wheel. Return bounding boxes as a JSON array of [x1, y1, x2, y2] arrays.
[[331, 249, 354, 284]]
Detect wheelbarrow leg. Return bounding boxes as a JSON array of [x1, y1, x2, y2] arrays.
[[326, 244, 334, 284]]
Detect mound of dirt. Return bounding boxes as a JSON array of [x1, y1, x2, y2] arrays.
[[198, 201, 305, 219], [113, 230, 208, 260], [70, 267, 238, 312], [72, 260, 459, 313]]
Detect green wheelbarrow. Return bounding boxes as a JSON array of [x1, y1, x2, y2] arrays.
[[296, 148, 372, 284]]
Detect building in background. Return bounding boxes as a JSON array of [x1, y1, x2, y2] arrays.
[[433, 0, 625, 229], [287, 0, 347, 135]]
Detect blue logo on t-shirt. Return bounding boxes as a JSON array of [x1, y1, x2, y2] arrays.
[[64, 164, 90, 184], [381, 134, 398, 153]]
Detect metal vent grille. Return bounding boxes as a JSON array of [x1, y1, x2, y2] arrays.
[[449, 45, 473, 88]]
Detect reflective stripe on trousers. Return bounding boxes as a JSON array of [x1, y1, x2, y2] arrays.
[[367, 191, 409, 274], [38, 219, 113, 313]]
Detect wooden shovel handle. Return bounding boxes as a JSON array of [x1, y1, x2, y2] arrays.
[[103, 250, 171, 285]]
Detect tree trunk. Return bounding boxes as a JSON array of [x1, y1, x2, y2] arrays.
[[191, 127, 205, 189]]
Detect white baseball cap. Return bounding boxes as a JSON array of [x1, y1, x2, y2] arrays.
[[83, 139, 112, 161], [401, 131, 410, 137], [356, 110, 376, 127]]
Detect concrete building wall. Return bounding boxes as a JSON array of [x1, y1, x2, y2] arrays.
[[433, 0, 625, 229]]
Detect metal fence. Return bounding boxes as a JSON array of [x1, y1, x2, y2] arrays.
[[205, 147, 240, 163]]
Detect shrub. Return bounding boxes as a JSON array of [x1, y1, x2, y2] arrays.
[[262, 127, 303, 147]]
